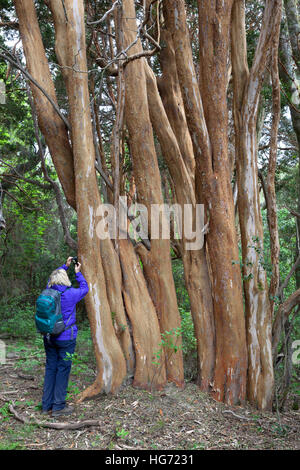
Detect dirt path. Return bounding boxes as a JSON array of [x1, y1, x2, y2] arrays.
[[0, 339, 299, 450]]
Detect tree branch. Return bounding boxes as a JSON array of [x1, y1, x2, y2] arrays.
[[26, 84, 77, 252], [0, 48, 71, 131], [272, 287, 300, 362]]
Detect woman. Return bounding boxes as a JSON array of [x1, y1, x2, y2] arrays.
[[42, 257, 89, 417]]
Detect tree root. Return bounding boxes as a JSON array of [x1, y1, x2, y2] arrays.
[[75, 376, 104, 403]]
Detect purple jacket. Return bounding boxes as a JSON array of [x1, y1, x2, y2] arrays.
[[47, 264, 89, 340]]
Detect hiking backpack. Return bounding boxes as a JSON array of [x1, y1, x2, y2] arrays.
[[35, 287, 71, 336]]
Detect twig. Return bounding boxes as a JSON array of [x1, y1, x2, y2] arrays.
[[222, 410, 251, 421], [0, 48, 70, 130], [278, 252, 300, 299], [0, 158, 52, 190], [26, 442, 47, 447], [95, 161, 113, 190], [2, 189, 37, 211], [87, 0, 120, 26], [284, 204, 300, 220], [0, 21, 19, 29], [17, 372, 35, 381]]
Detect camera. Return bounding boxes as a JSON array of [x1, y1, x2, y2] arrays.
[[72, 256, 79, 266]]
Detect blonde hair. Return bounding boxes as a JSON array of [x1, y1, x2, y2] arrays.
[[48, 269, 71, 287]]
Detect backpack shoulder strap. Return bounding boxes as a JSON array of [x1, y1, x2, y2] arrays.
[[60, 286, 74, 329]]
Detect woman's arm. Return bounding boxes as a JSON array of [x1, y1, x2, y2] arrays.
[[62, 256, 73, 270], [46, 257, 73, 287], [72, 263, 89, 302]]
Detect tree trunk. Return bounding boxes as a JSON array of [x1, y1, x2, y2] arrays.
[[100, 238, 135, 376], [144, 62, 215, 391], [279, 4, 300, 289], [266, 27, 281, 315], [48, 0, 134, 378], [157, 29, 195, 184], [119, 239, 166, 390], [163, 0, 247, 406], [48, 0, 127, 400], [13, 0, 76, 210], [283, 0, 300, 75], [231, 0, 282, 409]]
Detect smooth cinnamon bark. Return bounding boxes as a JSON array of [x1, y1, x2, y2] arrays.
[[100, 238, 135, 375], [121, 0, 184, 387], [145, 62, 215, 391], [164, 0, 247, 405], [49, 0, 126, 400], [119, 239, 166, 390], [157, 29, 195, 184], [14, 0, 76, 210], [231, 0, 282, 409]]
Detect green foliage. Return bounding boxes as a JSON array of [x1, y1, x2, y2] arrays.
[[152, 327, 183, 368], [115, 422, 129, 439], [179, 307, 197, 356], [0, 441, 25, 450], [172, 259, 190, 311], [0, 301, 36, 338], [0, 402, 10, 422], [64, 351, 90, 377]]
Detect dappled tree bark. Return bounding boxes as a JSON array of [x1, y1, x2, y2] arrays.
[[145, 62, 215, 391], [11, 0, 288, 411], [119, 238, 166, 390], [266, 28, 281, 315], [47, 0, 127, 400], [163, 0, 247, 406], [121, 0, 184, 387], [279, 4, 300, 289], [284, 0, 300, 75], [157, 29, 195, 185], [231, 0, 282, 409]]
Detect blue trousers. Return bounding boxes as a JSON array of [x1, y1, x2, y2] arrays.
[[42, 336, 76, 411]]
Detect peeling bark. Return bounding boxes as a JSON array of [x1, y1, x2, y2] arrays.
[[231, 0, 282, 410], [121, 0, 184, 387], [266, 27, 281, 315], [48, 0, 126, 400], [163, 0, 247, 406]]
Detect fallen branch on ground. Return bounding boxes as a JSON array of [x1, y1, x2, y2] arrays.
[[222, 410, 251, 421], [8, 403, 103, 430], [17, 372, 35, 380]]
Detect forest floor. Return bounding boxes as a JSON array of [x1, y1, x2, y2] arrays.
[[0, 337, 299, 451]]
